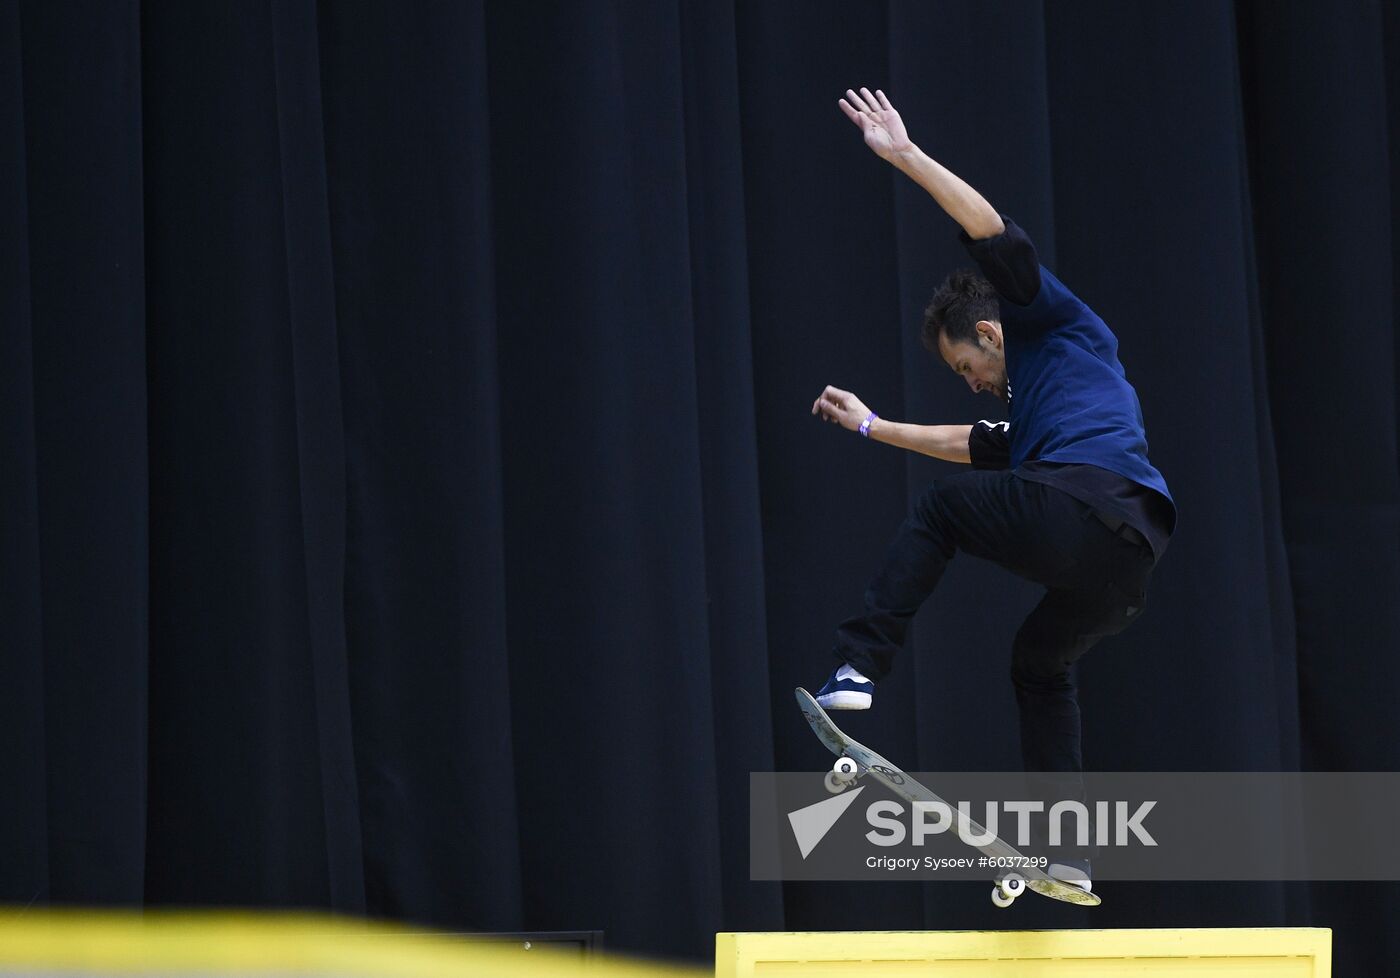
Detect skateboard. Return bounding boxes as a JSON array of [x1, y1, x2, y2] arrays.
[[795, 687, 1101, 907]]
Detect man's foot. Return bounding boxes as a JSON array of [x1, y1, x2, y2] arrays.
[[815, 663, 874, 710], [1048, 859, 1093, 893]]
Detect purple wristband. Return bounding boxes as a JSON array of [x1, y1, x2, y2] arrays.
[[859, 412, 878, 438]]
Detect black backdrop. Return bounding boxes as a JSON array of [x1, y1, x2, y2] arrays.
[[3, 0, 1398, 971]]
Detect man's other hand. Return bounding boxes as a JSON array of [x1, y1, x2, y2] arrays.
[[812, 385, 873, 433]]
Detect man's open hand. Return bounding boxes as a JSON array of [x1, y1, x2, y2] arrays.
[[812, 385, 873, 433], [838, 87, 911, 162]]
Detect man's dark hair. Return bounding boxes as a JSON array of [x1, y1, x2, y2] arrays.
[[921, 268, 999, 352]]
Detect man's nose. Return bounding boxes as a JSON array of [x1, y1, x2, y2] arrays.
[[966, 376, 980, 393]]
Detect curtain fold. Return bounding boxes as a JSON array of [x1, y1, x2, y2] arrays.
[[1237, 0, 1400, 967], [16, 0, 148, 904], [0, 0, 49, 909], [141, 0, 345, 907], [677, 0, 784, 939], [318, 0, 520, 931], [269, 0, 365, 914]]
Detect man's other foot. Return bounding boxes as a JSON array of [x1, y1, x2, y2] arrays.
[[1048, 859, 1093, 893], [815, 663, 874, 710]]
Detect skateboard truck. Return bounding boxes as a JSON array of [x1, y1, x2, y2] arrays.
[[991, 872, 1026, 908], [825, 756, 860, 794]]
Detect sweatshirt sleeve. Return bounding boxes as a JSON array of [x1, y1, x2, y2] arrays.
[[968, 419, 1011, 470], [958, 216, 1042, 306]]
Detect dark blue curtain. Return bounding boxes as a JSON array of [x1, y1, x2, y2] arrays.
[[3, 0, 1396, 971]]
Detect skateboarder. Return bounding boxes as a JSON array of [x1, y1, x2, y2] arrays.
[[811, 88, 1175, 890]]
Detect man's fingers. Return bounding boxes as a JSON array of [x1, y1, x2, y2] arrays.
[[875, 89, 893, 111], [845, 88, 873, 114], [859, 87, 880, 115], [815, 386, 857, 427], [838, 98, 863, 126]]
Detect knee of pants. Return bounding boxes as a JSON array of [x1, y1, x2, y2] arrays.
[[919, 477, 960, 511], [1009, 647, 1075, 691], [913, 480, 958, 539], [1082, 587, 1148, 641]]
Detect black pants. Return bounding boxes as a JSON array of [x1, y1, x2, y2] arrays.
[[834, 469, 1155, 777]]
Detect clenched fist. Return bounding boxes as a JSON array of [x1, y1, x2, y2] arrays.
[[812, 385, 873, 433]]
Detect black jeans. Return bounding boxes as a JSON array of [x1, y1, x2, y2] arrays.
[[834, 469, 1155, 777]]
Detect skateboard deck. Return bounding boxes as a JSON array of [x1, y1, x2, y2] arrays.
[[795, 686, 1100, 907]]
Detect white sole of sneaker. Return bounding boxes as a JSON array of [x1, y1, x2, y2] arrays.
[[817, 690, 872, 710]]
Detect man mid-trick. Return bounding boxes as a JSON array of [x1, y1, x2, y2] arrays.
[[811, 87, 1175, 892]]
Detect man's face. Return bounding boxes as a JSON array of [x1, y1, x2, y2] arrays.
[[938, 321, 1008, 402]]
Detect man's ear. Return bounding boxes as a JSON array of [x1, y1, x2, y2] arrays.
[[976, 319, 1003, 351]]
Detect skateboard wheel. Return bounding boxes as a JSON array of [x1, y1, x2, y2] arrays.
[[823, 771, 849, 794], [991, 886, 1015, 908], [997, 873, 1025, 899], [833, 757, 858, 780]]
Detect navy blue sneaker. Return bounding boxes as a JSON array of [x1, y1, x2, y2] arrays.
[[815, 663, 874, 710]]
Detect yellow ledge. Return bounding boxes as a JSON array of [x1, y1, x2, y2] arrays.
[[716, 928, 1332, 977]]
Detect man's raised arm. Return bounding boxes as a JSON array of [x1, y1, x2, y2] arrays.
[[839, 87, 1003, 241]]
